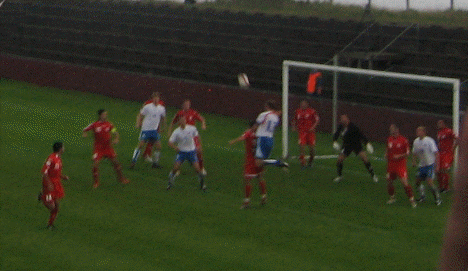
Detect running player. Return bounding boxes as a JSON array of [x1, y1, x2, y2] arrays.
[[83, 109, 129, 188], [39, 142, 69, 229], [412, 126, 441, 205], [130, 92, 166, 169], [167, 116, 206, 191], [437, 120, 457, 192], [332, 114, 377, 183], [169, 99, 207, 174], [385, 124, 416, 207], [292, 100, 319, 168], [229, 121, 267, 209]]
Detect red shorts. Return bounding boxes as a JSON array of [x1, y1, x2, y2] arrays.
[[387, 161, 407, 180], [42, 181, 64, 203], [93, 148, 116, 161], [439, 152, 454, 170], [244, 161, 263, 178], [298, 131, 316, 146]]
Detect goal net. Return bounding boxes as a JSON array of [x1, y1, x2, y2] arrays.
[[281, 60, 461, 168]]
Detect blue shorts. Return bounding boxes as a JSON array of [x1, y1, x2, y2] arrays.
[[255, 137, 274, 159], [416, 164, 435, 180], [140, 130, 159, 142], [175, 151, 198, 164]]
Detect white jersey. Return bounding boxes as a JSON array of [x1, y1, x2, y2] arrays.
[[169, 125, 198, 152], [412, 136, 438, 167], [140, 103, 165, 131], [255, 111, 279, 138]]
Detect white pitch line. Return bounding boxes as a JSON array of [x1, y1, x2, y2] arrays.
[[0, 0, 6, 8]]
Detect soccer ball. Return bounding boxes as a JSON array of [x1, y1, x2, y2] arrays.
[[238, 73, 250, 88]]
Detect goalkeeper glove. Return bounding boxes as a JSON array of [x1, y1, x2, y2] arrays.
[[333, 141, 341, 151], [366, 143, 374, 154]]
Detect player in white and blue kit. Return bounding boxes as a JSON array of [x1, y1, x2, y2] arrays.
[[131, 93, 166, 169], [412, 126, 441, 205], [167, 116, 206, 190], [254, 100, 288, 168]]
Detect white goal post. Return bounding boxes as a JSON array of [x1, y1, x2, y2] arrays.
[[281, 60, 461, 169]]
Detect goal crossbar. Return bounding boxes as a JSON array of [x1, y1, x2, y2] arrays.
[[282, 60, 461, 170]]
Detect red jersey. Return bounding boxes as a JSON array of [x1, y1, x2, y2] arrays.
[[241, 129, 262, 176], [386, 135, 410, 163], [294, 108, 319, 132], [41, 153, 64, 199], [143, 100, 165, 106], [172, 109, 203, 126], [438, 127, 456, 154], [83, 121, 115, 150]]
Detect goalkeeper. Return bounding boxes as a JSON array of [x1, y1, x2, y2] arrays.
[[332, 114, 378, 183]]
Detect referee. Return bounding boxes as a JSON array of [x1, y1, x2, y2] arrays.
[[332, 115, 378, 183]]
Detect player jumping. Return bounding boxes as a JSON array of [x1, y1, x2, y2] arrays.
[[39, 142, 69, 229], [130, 92, 166, 169], [229, 121, 267, 209], [83, 109, 129, 188], [167, 116, 206, 191], [385, 124, 416, 208], [332, 114, 377, 183], [292, 100, 319, 168]]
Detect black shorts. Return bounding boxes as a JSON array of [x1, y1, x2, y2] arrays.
[[342, 144, 363, 157]]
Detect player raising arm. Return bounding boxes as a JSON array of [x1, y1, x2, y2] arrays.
[[83, 109, 129, 188], [412, 126, 441, 205], [436, 120, 458, 192], [385, 124, 416, 208], [332, 114, 377, 183], [168, 99, 207, 174], [167, 116, 206, 191], [292, 99, 319, 168], [130, 92, 166, 169], [39, 142, 69, 229], [229, 121, 267, 209]]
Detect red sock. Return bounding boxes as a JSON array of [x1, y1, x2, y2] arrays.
[[144, 142, 153, 157], [387, 181, 395, 196], [197, 152, 204, 169], [245, 183, 252, 199], [48, 208, 58, 226], [404, 185, 414, 199], [299, 155, 305, 166], [113, 163, 125, 182], [259, 180, 267, 195], [92, 166, 99, 183]]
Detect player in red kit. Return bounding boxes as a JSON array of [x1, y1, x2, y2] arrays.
[[40, 142, 69, 229], [437, 120, 458, 192], [83, 109, 129, 188], [169, 99, 207, 174], [292, 100, 319, 168], [141, 92, 166, 163], [229, 121, 267, 209], [385, 124, 416, 208]]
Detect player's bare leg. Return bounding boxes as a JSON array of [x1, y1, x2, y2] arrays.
[[358, 151, 378, 182], [167, 161, 182, 190], [438, 168, 450, 192], [258, 171, 267, 206], [299, 145, 307, 167], [427, 177, 442, 205], [308, 146, 315, 167], [151, 140, 162, 168], [92, 159, 101, 188], [196, 145, 206, 175], [192, 161, 206, 190], [386, 175, 397, 204], [415, 177, 426, 202], [110, 157, 129, 184], [334, 154, 346, 182]]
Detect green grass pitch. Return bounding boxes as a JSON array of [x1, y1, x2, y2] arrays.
[[1, 79, 450, 270]]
